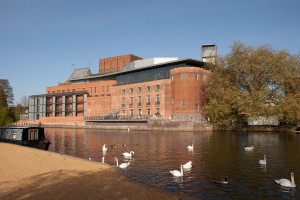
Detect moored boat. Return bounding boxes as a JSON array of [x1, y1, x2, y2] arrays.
[[0, 126, 50, 150]]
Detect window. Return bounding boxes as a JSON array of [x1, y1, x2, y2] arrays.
[[130, 109, 133, 116], [147, 86, 151, 91], [171, 75, 174, 81], [122, 98, 126, 107], [195, 73, 199, 80], [138, 109, 142, 116], [195, 104, 199, 110], [130, 88, 134, 93], [138, 87, 142, 92], [147, 109, 151, 116], [156, 94, 160, 105], [182, 99, 186, 107], [155, 85, 160, 91], [181, 74, 186, 80], [172, 97, 174, 105], [130, 97, 134, 106], [138, 96, 142, 106], [122, 89, 126, 95], [146, 95, 151, 105], [155, 108, 160, 116]]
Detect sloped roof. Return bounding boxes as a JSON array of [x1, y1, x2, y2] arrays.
[[66, 68, 92, 81]]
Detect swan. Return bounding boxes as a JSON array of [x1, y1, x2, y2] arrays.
[[183, 161, 192, 169], [170, 165, 184, 177], [114, 157, 130, 169], [212, 176, 229, 184], [259, 154, 267, 165], [102, 144, 107, 152], [187, 143, 194, 151], [275, 172, 296, 188], [244, 146, 254, 151], [122, 151, 134, 158]]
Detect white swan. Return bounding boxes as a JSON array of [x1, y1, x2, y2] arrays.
[[102, 144, 107, 152], [114, 157, 130, 169], [275, 172, 296, 188], [122, 151, 134, 158], [244, 146, 254, 151], [183, 161, 192, 169], [187, 143, 193, 151], [170, 165, 184, 177], [259, 154, 267, 165]]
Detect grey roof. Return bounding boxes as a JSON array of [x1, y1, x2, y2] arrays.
[[66, 68, 92, 81]]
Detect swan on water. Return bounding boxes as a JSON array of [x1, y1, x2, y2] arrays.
[[102, 144, 108, 152], [212, 176, 229, 184], [114, 157, 130, 169], [122, 151, 134, 158], [170, 165, 184, 177], [275, 172, 296, 188], [187, 143, 193, 151], [183, 161, 192, 169], [259, 154, 267, 165], [244, 146, 254, 151]]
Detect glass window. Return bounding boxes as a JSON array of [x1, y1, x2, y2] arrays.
[[155, 85, 160, 90], [138, 87, 142, 92], [147, 95, 151, 103], [147, 109, 151, 116], [181, 74, 186, 80], [195, 73, 199, 80], [130, 109, 133, 116], [130, 97, 134, 104], [171, 75, 174, 81], [147, 86, 151, 91], [195, 104, 199, 110], [138, 96, 142, 103], [122, 89, 126, 95], [156, 94, 160, 103], [130, 88, 134, 93], [122, 98, 126, 104]]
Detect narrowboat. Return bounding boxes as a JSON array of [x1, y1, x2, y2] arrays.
[[0, 126, 50, 150]]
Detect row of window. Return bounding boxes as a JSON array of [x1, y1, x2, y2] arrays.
[[122, 94, 161, 104], [122, 85, 160, 95], [121, 108, 160, 116], [171, 73, 207, 81]]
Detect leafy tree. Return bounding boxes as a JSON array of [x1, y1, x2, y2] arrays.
[[204, 42, 300, 126], [0, 87, 8, 109], [0, 107, 12, 126], [0, 79, 14, 106]]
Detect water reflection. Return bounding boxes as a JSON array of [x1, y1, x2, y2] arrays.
[[45, 128, 300, 199]]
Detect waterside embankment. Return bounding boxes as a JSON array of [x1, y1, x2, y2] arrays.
[[0, 142, 182, 200]]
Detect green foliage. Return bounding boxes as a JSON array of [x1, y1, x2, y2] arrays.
[[0, 107, 12, 126], [204, 42, 300, 126], [0, 79, 14, 106]]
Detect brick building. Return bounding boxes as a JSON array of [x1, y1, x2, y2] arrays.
[[28, 54, 211, 125]]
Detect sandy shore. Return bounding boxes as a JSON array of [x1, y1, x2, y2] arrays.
[[0, 142, 187, 200]]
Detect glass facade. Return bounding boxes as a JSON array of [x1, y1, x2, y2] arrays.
[[116, 63, 187, 86]]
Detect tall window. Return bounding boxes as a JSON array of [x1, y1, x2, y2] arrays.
[[171, 75, 174, 81], [195, 73, 199, 80], [138, 87, 142, 92], [156, 94, 160, 105], [130, 88, 134, 93], [130, 97, 134, 106], [130, 109, 133, 116], [147, 86, 151, 91], [122, 89, 126, 95], [195, 104, 199, 110], [147, 109, 151, 116], [146, 95, 151, 105]]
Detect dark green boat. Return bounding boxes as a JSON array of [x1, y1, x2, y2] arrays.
[[0, 126, 50, 150]]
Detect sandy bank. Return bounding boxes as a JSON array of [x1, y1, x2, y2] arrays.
[[0, 143, 184, 200]]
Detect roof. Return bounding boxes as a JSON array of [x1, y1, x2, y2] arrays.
[[67, 58, 206, 82], [66, 67, 92, 82]]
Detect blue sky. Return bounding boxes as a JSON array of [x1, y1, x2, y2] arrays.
[[1, 0, 299, 104]]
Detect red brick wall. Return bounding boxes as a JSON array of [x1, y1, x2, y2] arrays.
[[171, 67, 210, 115], [98, 54, 142, 74]]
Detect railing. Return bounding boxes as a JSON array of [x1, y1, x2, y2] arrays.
[[137, 102, 142, 107], [146, 102, 151, 107], [85, 115, 148, 121], [155, 101, 160, 106]]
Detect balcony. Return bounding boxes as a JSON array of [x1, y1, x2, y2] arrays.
[[129, 103, 133, 108], [121, 104, 126, 108], [155, 101, 160, 106], [146, 102, 151, 107], [137, 102, 142, 107]]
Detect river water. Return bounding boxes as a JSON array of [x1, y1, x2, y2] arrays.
[[45, 128, 300, 199]]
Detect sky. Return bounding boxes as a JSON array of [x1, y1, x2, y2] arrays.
[[1, 0, 300, 104]]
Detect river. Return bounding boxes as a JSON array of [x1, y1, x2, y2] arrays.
[[45, 128, 300, 199]]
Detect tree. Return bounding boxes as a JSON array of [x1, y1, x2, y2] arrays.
[[0, 79, 14, 106], [0, 87, 8, 109], [204, 42, 300, 126]]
